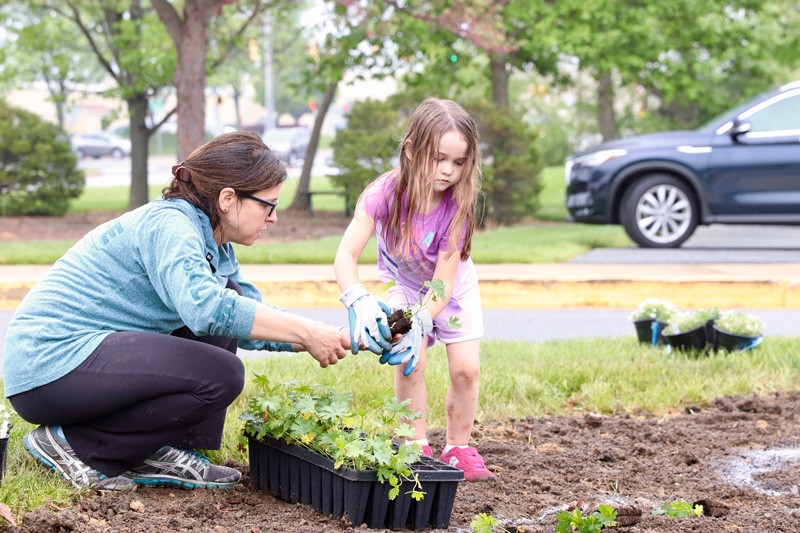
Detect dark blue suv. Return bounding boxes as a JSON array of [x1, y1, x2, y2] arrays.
[[565, 81, 800, 247]]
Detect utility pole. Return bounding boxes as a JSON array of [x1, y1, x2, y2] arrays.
[[263, 13, 276, 134]]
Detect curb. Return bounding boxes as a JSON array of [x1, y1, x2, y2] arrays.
[[1, 264, 799, 310]]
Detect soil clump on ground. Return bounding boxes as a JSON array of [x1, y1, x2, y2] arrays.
[[9, 392, 800, 532]]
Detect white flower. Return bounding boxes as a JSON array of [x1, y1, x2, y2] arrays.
[[715, 311, 765, 337], [630, 298, 678, 322]]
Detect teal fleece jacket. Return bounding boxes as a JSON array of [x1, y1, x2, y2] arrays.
[[3, 198, 293, 397]]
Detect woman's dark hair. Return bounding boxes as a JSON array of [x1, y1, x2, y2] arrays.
[[162, 131, 287, 229]]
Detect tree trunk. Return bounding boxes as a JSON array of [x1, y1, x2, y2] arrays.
[[289, 81, 338, 212], [128, 94, 152, 209], [174, 1, 215, 161], [489, 53, 510, 109], [597, 71, 619, 142]]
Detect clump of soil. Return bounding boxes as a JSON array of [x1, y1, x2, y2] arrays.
[[9, 391, 800, 532], [388, 308, 413, 336]]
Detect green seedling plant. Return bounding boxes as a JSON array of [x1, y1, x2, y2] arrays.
[[384, 279, 461, 335], [240, 375, 425, 501], [470, 512, 510, 532], [469, 513, 508, 533], [555, 505, 617, 533], [652, 499, 703, 518]]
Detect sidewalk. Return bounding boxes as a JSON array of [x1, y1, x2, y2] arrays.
[[1, 263, 799, 309]]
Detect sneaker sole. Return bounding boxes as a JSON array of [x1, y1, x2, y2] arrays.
[[125, 474, 238, 490], [24, 432, 83, 489]]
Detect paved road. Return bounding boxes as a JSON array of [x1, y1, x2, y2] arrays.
[[573, 225, 800, 264], [2, 308, 797, 362]]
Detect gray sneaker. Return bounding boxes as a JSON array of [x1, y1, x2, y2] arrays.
[[125, 446, 241, 489], [24, 426, 137, 492]]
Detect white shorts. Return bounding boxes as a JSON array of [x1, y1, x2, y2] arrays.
[[387, 283, 484, 345]]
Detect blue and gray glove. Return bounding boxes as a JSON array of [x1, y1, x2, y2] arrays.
[[380, 309, 433, 376], [339, 284, 392, 355]]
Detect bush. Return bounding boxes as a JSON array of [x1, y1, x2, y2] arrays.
[[330, 99, 403, 213], [0, 99, 84, 215], [466, 99, 542, 227]]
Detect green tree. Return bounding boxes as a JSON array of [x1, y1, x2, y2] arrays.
[[0, 6, 103, 130]]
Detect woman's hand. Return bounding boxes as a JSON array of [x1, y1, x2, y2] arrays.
[[304, 324, 348, 368]]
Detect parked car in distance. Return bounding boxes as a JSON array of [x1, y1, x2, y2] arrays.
[[71, 131, 132, 159], [565, 81, 800, 248], [263, 127, 310, 166]]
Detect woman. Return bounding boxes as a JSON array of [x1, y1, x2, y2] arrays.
[[3, 132, 349, 491]]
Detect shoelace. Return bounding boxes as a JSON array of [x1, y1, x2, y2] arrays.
[[172, 447, 211, 468]]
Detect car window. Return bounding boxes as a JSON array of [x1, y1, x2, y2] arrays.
[[742, 92, 800, 133]]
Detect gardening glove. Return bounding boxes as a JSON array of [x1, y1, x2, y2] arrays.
[[381, 309, 433, 376], [339, 284, 392, 355]]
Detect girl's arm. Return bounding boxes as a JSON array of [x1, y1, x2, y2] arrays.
[[425, 249, 462, 319], [334, 206, 376, 290]]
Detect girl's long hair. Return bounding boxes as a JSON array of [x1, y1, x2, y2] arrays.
[[162, 131, 286, 230], [384, 97, 481, 261]]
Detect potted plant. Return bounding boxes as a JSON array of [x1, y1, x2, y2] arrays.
[[713, 311, 765, 352], [629, 298, 677, 345], [240, 377, 463, 530], [662, 308, 720, 354]]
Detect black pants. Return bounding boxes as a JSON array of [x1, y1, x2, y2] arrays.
[[9, 284, 246, 477]]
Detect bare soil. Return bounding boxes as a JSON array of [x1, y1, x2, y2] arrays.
[[9, 392, 800, 532]]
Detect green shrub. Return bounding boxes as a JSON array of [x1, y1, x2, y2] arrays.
[[0, 99, 84, 215], [330, 99, 403, 213], [466, 99, 542, 227]]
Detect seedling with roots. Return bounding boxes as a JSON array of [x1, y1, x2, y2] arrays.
[[383, 279, 461, 336]]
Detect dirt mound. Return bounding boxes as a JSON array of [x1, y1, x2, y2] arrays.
[[9, 392, 800, 532]]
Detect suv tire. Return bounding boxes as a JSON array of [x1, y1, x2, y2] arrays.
[[619, 174, 699, 248]]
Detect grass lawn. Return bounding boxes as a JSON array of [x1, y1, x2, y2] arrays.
[[0, 166, 632, 265], [1, 335, 797, 517]]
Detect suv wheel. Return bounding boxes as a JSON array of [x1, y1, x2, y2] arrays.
[[619, 174, 698, 248], [111, 148, 124, 159]]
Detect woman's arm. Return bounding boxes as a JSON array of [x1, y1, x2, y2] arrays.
[[250, 303, 350, 367]]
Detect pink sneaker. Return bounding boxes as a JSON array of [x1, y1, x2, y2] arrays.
[[439, 446, 496, 482], [420, 445, 433, 458]]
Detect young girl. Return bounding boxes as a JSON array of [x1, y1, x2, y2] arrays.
[[334, 97, 494, 482]]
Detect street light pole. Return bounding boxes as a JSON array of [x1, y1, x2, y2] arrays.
[[263, 13, 276, 134]]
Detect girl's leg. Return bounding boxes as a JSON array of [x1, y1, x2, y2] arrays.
[[394, 340, 429, 441], [439, 338, 494, 481], [443, 339, 481, 445]]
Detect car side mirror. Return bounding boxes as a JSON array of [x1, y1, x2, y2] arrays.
[[730, 120, 752, 140]]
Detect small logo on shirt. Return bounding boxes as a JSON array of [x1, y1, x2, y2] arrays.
[[420, 231, 434, 247], [206, 252, 214, 262]]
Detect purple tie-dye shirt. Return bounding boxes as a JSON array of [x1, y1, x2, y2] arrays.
[[360, 171, 478, 298]]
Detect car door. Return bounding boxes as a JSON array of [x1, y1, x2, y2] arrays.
[[706, 90, 800, 220]]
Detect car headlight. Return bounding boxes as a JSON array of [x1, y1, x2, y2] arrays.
[[573, 148, 628, 168]]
